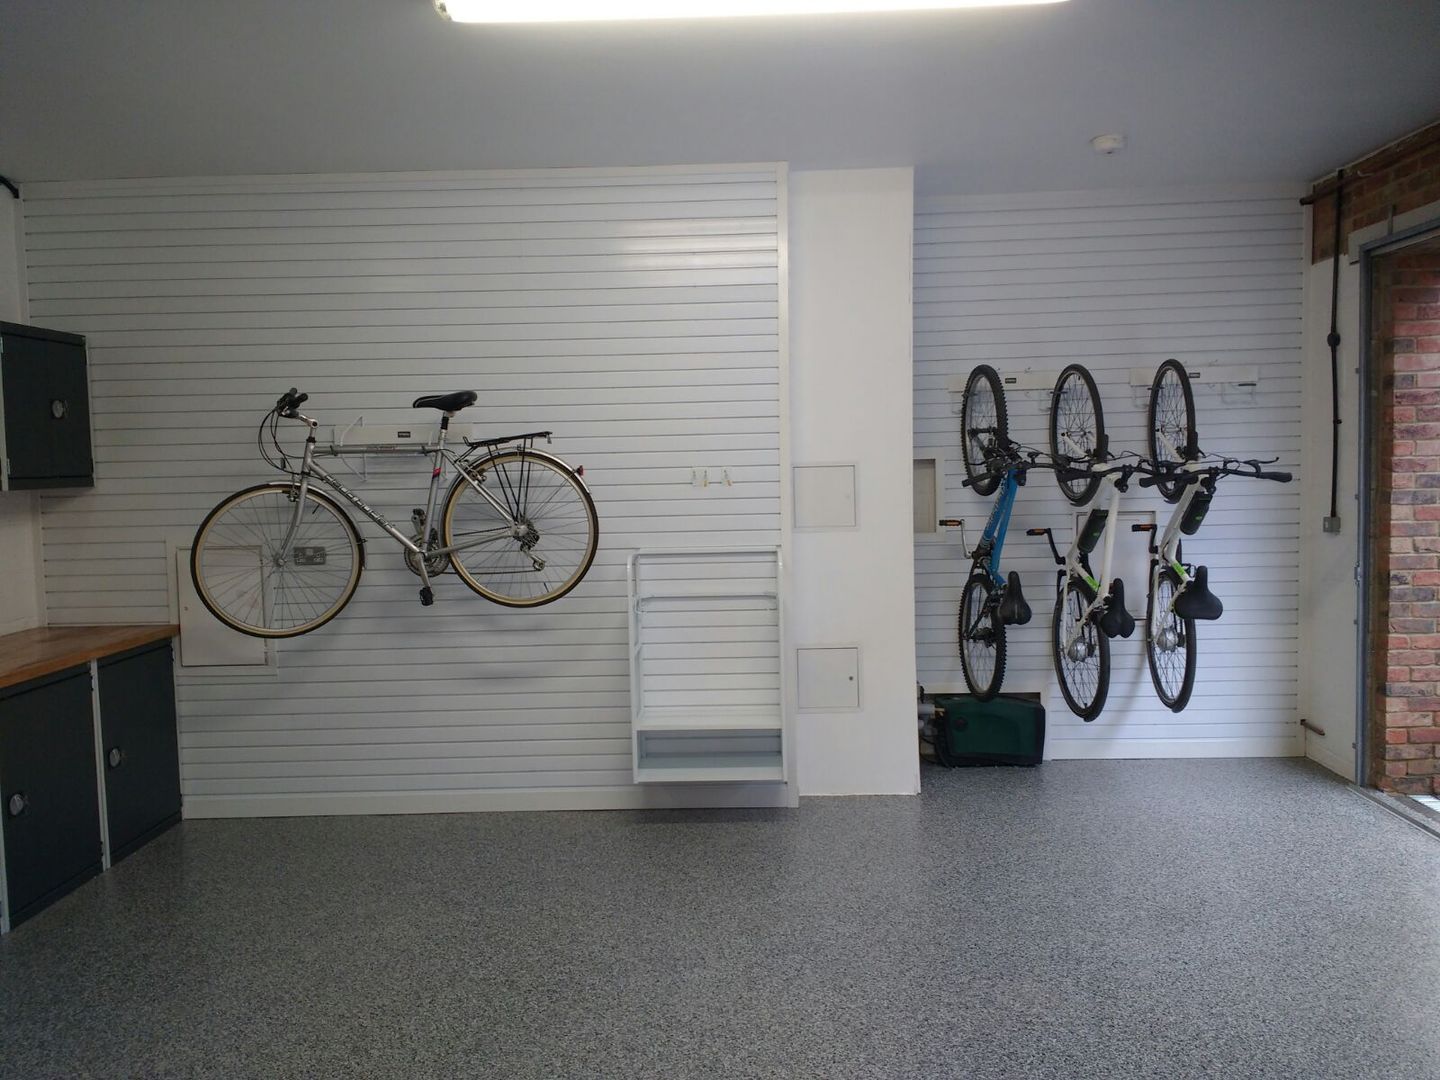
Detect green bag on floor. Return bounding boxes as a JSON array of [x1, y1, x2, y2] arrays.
[[931, 694, 1045, 767]]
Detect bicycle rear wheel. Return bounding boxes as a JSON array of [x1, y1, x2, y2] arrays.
[[960, 365, 1008, 496], [958, 573, 1005, 700], [443, 449, 599, 607], [190, 483, 364, 638], [1146, 565, 1198, 712], [1148, 359, 1198, 503], [1052, 577, 1110, 721], [1049, 363, 1106, 506]]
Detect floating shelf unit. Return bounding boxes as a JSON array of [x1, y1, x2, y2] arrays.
[[627, 547, 786, 784]]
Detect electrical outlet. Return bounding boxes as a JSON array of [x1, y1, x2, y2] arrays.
[[1322, 516, 1342, 534]]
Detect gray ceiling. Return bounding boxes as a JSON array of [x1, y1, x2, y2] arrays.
[[2, 0, 1437, 195]]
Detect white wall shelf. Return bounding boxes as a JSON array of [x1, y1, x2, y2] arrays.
[[627, 547, 786, 784]]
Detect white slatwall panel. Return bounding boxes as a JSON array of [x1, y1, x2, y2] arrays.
[[22, 166, 783, 813], [914, 186, 1304, 758]]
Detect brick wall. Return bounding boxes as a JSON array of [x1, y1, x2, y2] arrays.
[[1311, 120, 1440, 262], [1370, 249, 1440, 795]]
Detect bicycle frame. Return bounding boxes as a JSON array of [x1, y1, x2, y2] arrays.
[[1062, 477, 1122, 622], [972, 468, 1021, 584], [275, 411, 569, 593], [1147, 426, 1210, 615]]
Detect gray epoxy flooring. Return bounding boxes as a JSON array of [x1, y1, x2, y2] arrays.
[[2, 758, 1439, 1079]]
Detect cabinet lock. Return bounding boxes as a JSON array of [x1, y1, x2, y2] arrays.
[[107, 747, 125, 769], [7, 792, 28, 817]]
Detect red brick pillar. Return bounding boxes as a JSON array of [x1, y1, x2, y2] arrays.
[[1373, 251, 1440, 794]]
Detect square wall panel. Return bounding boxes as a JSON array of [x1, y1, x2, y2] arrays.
[[797, 647, 860, 710], [793, 464, 857, 529]]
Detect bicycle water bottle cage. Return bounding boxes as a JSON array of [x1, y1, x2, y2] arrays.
[[998, 570, 1032, 626], [1078, 508, 1109, 554], [1098, 579, 1136, 639], [1179, 489, 1213, 536], [1174, 565, 1223, 621]]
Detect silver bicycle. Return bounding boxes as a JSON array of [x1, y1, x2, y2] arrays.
[[190, 389, 600, 638]]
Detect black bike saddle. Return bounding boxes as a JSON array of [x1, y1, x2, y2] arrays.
[[412, 391, 479, 412]]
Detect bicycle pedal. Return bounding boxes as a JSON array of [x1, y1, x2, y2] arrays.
[[419, 587, 434, 607]]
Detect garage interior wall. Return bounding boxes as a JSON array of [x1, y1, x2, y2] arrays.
[[915, 185, 1305, 758], [788, 168, 919, 796], [0, 195, 46, 637], [19, 165, 789, 817]]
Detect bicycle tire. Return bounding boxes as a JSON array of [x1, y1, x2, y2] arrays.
[[1147, 359, 1198, 504], [958, 573, 1006, 700], [960, 365, 1009, 497], [190, 483, 365, 638], [1049, 363, 1107, 506], [1052, 576, 1110, 721], [1146, 565, 1198, 712], [443, 448, 599, 607]]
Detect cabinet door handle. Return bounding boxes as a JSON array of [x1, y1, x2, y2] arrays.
[[7, 792, 28, 818], [107, 747, 125, 769]]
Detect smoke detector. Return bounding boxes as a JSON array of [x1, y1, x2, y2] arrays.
[[1090, 134, 1126, 155]]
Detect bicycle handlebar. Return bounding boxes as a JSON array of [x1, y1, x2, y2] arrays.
[[275, 388, 309, 417], [1140, 458, 1292, 487]]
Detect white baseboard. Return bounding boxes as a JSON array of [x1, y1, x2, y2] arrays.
[[1045, 735, 1303, 760], [183, 783, 798, 819]]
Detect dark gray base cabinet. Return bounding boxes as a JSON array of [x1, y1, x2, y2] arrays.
[[0, 667, 103, 929], [98, 643, 182, 863], [0, 638, 181, 931]]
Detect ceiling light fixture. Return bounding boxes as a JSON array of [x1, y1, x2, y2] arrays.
[[434, 0, 1068, 24]]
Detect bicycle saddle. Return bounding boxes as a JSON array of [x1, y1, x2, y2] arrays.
[[998, 570, 1032, 626], [412, 390, 478, 412], [1098, 579, 1137, 639], [1174, 565, 1223, 621]]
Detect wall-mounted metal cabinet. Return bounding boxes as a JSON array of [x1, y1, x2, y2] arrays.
[[0, 321, 94, 490]]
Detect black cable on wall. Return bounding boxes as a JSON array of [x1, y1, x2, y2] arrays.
[[1325, 168, 1345, 531]]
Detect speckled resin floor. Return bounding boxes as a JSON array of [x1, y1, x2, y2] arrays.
[[2, 759, 1438, 1079]]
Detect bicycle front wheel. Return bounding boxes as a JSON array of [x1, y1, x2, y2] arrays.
[[190, 483, 364, 638], [960, 364, 1008, 496], [1148, 359, 1198, 503], [443, 449, 599, 607], [1049, 363, 1106, 506], [958, 573, 1005, 700], [1052, 577, 1110, 721], [1146, 565, 1198, 712]]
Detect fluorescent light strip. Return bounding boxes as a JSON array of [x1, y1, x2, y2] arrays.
[[435, 1, 1067, 24]]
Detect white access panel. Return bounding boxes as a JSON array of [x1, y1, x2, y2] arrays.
[[793, 464, 857, 529], [796, 646, 860, 710]]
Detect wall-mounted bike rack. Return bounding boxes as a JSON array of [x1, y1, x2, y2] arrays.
[[319, 416, 482, 480]]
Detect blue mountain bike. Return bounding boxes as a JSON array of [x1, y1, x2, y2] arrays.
[[949, 365, 1034, 699]]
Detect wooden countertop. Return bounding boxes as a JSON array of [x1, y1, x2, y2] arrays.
[[0, 625, 178, 691]]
